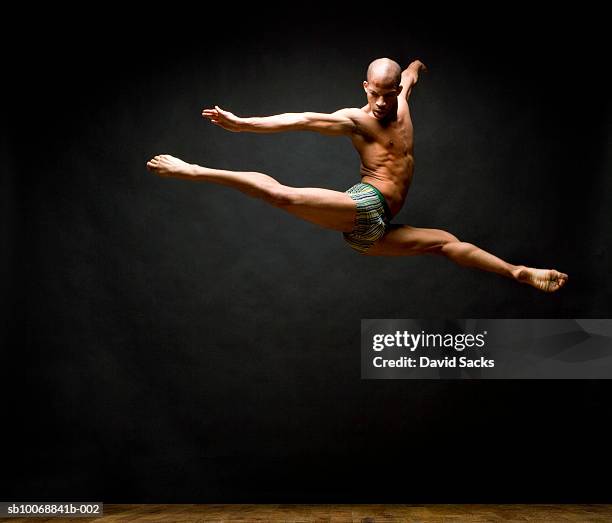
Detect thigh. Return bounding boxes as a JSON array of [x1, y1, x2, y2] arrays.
[[282, 186, 357, 232], [365, 224, 456, 256]]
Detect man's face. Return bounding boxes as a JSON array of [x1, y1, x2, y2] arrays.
[[363, 77, 401, 120]]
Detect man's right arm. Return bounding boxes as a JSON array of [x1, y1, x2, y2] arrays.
[[202, 106, 358, 136]]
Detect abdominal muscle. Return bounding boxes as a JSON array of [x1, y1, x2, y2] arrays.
[[359, 157, 414, 219]]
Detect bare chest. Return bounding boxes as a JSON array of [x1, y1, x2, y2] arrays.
[[363, 124, 412, 156]]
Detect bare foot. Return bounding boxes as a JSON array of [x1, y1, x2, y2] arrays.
[[513, 266, 569, 293], [146, 154, 194, 177]]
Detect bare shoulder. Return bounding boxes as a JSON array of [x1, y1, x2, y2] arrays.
[[333, 107, 367, 121], [332, 107, 371, 135]]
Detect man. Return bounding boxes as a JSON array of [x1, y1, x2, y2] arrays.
[[147, 58, 568, 292]]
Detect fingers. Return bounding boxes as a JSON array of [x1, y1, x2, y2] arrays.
[[202, 107, 224, 125], [202, 108, 218, 119], [202, 108, 229, 129]]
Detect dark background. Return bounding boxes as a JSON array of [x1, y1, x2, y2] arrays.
[[4, 6, 611, 502]]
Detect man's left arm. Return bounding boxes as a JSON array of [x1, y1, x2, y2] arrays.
[[400, 60, 427, 100]]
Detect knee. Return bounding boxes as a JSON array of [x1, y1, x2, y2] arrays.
[[442, 231, 460, 244], [262, 185, 298, 207], [431, 231, 461, 255], [439, 239, 478, 259]]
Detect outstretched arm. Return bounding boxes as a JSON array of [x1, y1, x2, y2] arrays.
[[400, 60, 428, 99], [202, 106, 358, 136]]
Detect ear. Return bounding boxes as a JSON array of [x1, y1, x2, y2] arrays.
[[396, 84, 403, 95], [363, 80, 369, 92]]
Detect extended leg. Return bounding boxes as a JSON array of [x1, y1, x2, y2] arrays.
[[365, 224, 568, 292], [146, 154, 356, 232]]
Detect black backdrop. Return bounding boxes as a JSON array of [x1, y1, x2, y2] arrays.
[[4, 6, 611, 502]]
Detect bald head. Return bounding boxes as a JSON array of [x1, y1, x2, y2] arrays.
[[367, 58, 401, 87]]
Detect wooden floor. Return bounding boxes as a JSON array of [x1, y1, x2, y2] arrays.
[[4, 504, 612, 522]]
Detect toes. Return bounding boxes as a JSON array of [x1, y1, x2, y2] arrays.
[[552, 271, 568, 291], [549, 273, 568, 292]]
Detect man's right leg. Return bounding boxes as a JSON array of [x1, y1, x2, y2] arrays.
[[146, 154, 357, 232]]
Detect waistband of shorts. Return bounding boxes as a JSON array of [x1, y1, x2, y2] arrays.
[[361, 182, 392, 221]]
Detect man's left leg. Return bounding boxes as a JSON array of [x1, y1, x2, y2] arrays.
[[365, 224, 568, 292]]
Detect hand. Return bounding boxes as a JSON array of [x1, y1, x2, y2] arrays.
[[201, 105, 243, 132], [412, 60, 428, 73]]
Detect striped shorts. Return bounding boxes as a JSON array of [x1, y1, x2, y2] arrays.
[[342, 182, 392, 254]]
